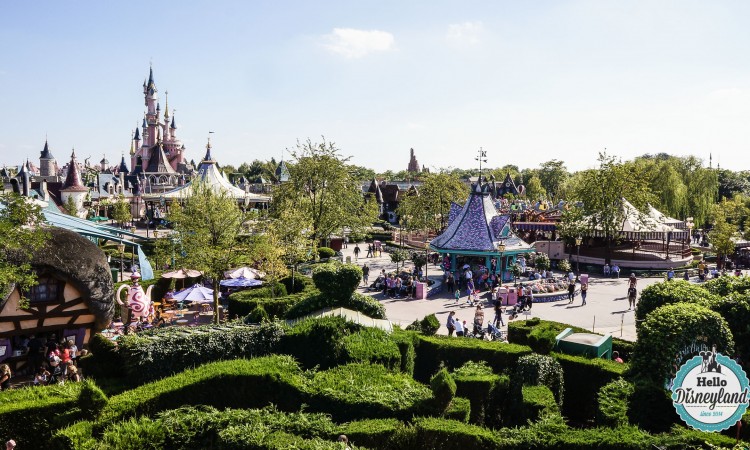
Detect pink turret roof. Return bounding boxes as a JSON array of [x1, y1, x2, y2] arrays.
[[61, 149, 88, 192]]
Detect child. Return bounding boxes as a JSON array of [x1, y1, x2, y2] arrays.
[[33, 367, 50, 386], [66, 363, 81, 382], [627, 286, 637, 310], [454, 289, 461, 303]]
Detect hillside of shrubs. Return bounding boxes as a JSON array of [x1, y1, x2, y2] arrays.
[[2, 268, 749, 449]]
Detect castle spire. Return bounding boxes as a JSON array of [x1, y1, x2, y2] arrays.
[[164, 91, 170, 120], [61, 149, 88, 192], [204, 133, 214, 161], [130, 131, 136, 156]]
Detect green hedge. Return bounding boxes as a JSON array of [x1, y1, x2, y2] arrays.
[[285, 292, 386, 320], [596, 378, 634, 427], [281, 316, 363, 369], [412, 335, 533, 382], [337, 418, 403, 449], [341, 327, 402, 371], [520, 385, 560, 423], [312, 262, 362, 300], [228, 275, 317, 319], [635, 280, 719, 324], [552, 352, 627, 424], [0, 382, 89, 448], [701, 292, 750, 361], [391, 330, 417, 376], [79, 333, 123, 379], [117, 322, 286, 382], [702, 275, 750, 296], [452, 362, 506, 426], [513, 354, 564, 407]]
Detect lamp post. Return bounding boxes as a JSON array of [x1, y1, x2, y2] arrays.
[[686, 217, 694, 246], [575, 236, 582, 275], [117, 243, 126, 282], [424, 239, 431, 282], [497, 241, 506, 282]]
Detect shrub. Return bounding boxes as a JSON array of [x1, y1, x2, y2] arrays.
[[247, 304, 270, 323], [702, 275, 750, 296], [118, 322, 286, 382], [627, 380, 680, 433], [417, 313, 440, 335], [535, 253, 551, 271], [527, 322, 559, 354], [80, 333, 122, 379], [631, 303, 734, 385], [452, 362, 504, 425], [285, 291, 386, 320], [337, 418, 403, 449], [557, 259, 571, 273], [235, 281, 288, 299], [50, 420, 97, 450], [508, 319, 634, 360], [318, 246, 337, 259], [443, 397, 471, 423], [312, 263, 362, 300], [430, 368, 457, 409], [228, 276, 318, 319], [635, 280, 718, 324], [280, 273, 315, 294], [412, 335, 532, 382], [596, 378, 634, 427], [701, 292, 750, 361], [391, 330, 417, 376], [513, 354, 564, 407]]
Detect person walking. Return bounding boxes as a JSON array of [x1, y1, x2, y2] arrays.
[[446, 311, 457, 337], [493, 297, 505, 327], [567, 279, 576, 304], [628, 286, 637, 310], [365, 243, 373, 258], [353, 244, 360, 261], [362, 264, 370, 286], [454, 318, 464, 337], [580, 282, 588, 305], [628, 273, 637, 288], [454, 288, 461, 303], [612, 264, 621, 278]]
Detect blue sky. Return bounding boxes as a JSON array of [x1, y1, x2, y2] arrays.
[[1, 1, 749, 172]]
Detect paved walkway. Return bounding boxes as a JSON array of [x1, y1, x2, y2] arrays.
[[340, 243, 664, 341]]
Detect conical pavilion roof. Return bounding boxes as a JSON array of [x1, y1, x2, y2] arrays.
[[61, 150, 88, 192], [431, 183, 530, 253]]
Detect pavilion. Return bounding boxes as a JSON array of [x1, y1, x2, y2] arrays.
[[429, 182, 534, 282]]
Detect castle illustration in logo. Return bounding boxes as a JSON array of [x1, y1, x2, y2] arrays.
[[699, 346, 722, 374]]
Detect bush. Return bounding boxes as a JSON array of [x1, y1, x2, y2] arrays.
[[430, 368, 457, 409], [452, 362, 505, 425], [627, 380, 680, 433], [338, 418, 403, 449], [318, 246, 337, 258], [421, 314, 440, 336], [228, 276, 318, 319], [508, 319, 634, 360], [701, 292, 750, 361], [513, 354, 564, 407], [235, 281, 288, 299], [631, 303, 734, 385], [312, 262, 362, 301], [412, 335, 532, 383], [280, 273, 315, 294], [527, 322, 560, 354], [702, 275, 750, 296], [247, 304, 270, 323], [596, 378, 634, 427], [635, 280, 718, 324], [285, 291, 386, 320], [557, 259, 571, 273], [443, 397, 471, 423], [118, 322, 286, 382], [50, 420, 97, 450], [391, 330, 417, 376], [80, 333, 122, 379]]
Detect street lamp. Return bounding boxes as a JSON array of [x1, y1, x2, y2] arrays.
[[117, 243, 126, 282], [497, 241, 506, 282], [575, 236, 582, 274], [686, 217, 695, 245], [424, 240, 431, 282]]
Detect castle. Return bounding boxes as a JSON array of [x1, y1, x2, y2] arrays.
[[128, 66, 193, 193]]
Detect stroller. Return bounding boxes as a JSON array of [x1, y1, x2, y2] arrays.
[[368, 275, 385, 292]]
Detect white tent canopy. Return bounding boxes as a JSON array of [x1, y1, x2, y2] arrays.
[[286, 307, 393, 332], [647, 204, 684, 228]]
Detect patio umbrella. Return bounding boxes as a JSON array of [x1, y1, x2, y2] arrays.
[[224, 267, 265, 279], [220, 277, 263, 288], [162, 268, 203, 279], [88, 216, 109, 222], [172, 284, 214, 303]]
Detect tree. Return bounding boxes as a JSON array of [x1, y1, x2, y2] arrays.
[[710, 210, 738, 270], [266, 207, 313, 291], [63, 195, 78, 216], [524, 175, 547, 200], [271, 138, 378, 244], [556, 206, 588, 263], [249, 228, 289, 298], [571, 153, 653, 264], [537, 160, 569, 201], [112, 196, 132, 228], [718, 169, 750, 200], [0, 192, 49, 309], [169, 181, 245, 323], [396, 172, 467, 233]]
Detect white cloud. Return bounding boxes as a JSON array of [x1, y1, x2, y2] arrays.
[[446, 21, 483, 46], [323, 28, 395, 58]]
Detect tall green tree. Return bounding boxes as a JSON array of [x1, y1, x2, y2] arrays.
[[63, 195, 78, 216], [271, 138, 378, 244], [570, 153, 652, 263], [0, 192, 49, 308], [524, 175, 547, 200], [267, 206, 314, 291], [710, 211, 736, 270], [112, 195, 132, 228], [396, 172, 467, 233], [537, 160, 569, 201], [169, 181, 245, 323]]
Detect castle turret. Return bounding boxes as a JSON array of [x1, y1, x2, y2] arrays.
[[39, 139, 57, 177], [132, 128, 140, 170], [60, 149, 88, 217], [17, 159, 32, 197]]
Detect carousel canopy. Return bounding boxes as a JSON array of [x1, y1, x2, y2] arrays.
[[220, 277, 263, 287], [224, 267, 265, 279], [431, 183, 532, 253], [162, 268, 202, 279], [172, 284, 214, 303], [647, 204, 684, 228]]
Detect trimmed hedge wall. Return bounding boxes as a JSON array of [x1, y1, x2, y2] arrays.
[[635, 280, 719, 324], [596, 378, 633, 427], [285, 291, 386, 320], [520, 385, 560, 423], [117, 322, 286, 382], [452, 362, 506, 426], [412, 335, 533, 382], [228, 275, 317, 319], [0, 382, 90, 448]]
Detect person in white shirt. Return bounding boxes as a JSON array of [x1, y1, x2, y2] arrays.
[[455, 319, 465, 337]]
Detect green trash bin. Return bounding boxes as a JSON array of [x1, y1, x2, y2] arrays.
[[111, 268, 120, 283]]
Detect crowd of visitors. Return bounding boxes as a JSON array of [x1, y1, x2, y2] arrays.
[[0, 334, 85, 391]]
